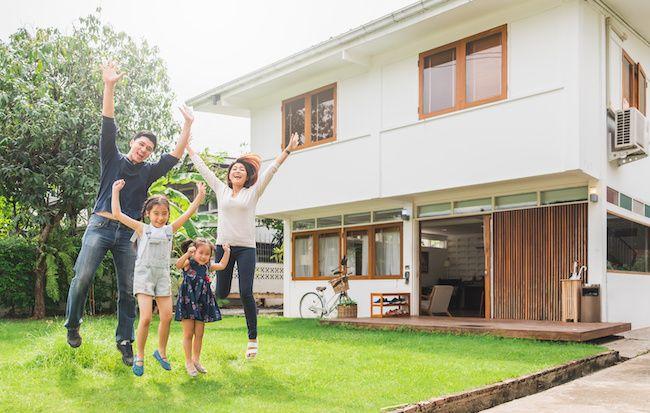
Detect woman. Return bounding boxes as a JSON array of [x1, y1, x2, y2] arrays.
[[187, 133, 299, 358]]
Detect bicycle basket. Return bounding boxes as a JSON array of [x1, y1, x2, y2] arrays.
[[329, 275, 349, 294]]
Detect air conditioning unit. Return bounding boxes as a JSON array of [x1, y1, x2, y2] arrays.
[[609, 107, 649, 165]]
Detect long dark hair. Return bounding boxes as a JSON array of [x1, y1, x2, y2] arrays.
[[227, 153, 261, 188], [140, 195, 170, 222]]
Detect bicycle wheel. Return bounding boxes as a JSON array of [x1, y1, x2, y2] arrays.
[[299, 292, 325, 319]]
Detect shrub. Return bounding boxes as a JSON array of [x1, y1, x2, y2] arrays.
[[0, 236, 38, 316]]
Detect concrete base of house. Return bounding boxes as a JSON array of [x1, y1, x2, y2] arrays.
[[382, 351, 620, 413]]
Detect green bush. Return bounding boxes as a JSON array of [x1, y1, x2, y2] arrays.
[[0, 236, 38, 316]]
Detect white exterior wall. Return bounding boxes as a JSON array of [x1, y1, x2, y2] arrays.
[[578, 2, 650, 329], [243, 1, 650, 324], [254, 1, 579, 216]]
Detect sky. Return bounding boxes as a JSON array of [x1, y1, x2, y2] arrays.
[[1, 0, 415, 156]]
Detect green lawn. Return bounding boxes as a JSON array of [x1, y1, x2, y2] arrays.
[[0, 315, 603, 412]]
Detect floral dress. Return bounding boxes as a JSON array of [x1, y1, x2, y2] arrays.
[[175, 258, 222, 322]]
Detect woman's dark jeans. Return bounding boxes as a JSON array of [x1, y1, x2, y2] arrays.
[[214, 245, 257, 339]]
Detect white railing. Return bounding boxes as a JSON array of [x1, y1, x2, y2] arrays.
[[230, 262, 284, 294]]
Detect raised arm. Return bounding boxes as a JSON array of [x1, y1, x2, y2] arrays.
[[171, 182, 206, 232], [111, 180, 143, 235], [169, 105, 193, 159], [187, 140, 226, 196], [175, 245, 195, 269], [99, 62, 124, 164], [101, 62, 124, 118], [210, 243, 231, 271], [255, 132, 300, 198]]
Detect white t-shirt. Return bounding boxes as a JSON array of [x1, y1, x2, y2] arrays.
[[190, 152, 279, 248]]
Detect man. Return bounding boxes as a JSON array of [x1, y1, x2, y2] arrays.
[[64, 62, 193, 366]]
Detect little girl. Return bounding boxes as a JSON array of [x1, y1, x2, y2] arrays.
[[175, 239, 230, 376], [112, 179, 206, 376]]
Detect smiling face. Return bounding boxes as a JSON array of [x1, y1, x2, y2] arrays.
[[146, 203, 169, 228], [128, 136, 155, 164], [228, 162, 248, 188], [193, 243, 213, 265]]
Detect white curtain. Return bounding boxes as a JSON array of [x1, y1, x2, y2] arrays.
[[375, 228, 400, 276], [294, 236, 313, 276], [318, 234, 340, 276]]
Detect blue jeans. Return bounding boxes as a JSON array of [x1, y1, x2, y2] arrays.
[[214, 246, 257, 339], [64, 214, 137, 343]]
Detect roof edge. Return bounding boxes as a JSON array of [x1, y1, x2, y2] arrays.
[[186, 0, 470, 107]]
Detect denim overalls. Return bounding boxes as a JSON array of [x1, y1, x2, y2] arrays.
[[132, 224, 173, 297]]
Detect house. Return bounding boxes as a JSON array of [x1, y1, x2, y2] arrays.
[[188, 0, 650, 329]]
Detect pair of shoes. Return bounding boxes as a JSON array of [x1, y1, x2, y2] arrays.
[[67, 328, 82, 348], [153, 349, 171, 371], [185, 362, 198, 377], [193, 361, 207, 374], [132, 356, 144, 376], [116, 340, 134, 366], [246, 341, 258, 359]]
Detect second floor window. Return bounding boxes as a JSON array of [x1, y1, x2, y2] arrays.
[[282, 83, 336, 150], [419, 25, 507, 119], [622, 50, 647, 115]]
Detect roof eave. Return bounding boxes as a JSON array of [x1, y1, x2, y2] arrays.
[[186, 0, 474, 111]]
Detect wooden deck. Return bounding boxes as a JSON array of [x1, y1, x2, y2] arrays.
[[321, 316, 631, 342]]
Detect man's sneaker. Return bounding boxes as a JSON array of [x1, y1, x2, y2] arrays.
[[67, 328, 82, 348], [116, 340, 134, 366]]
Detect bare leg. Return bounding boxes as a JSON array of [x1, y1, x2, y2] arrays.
[[135, 294, 153, 365], [181, 319, 197, 376], [155, 296, 173, 359], [192, 321, 205, 364], [181, 319, 194, 362]]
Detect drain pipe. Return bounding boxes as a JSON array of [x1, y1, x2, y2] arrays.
[[605, 16, 611, 111]]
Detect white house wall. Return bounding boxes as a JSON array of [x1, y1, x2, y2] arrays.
[[254, 1, 584, 217], [604, 19, 650, 203], [598, 3, 650, 329], [242, 0, 650, 325], [606, 273, 650, 328]]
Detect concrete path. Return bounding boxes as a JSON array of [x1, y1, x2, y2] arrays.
[[602, 327, 650, 359], [484, 352, 650, 412]]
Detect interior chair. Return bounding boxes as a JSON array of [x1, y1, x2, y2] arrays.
[[420, 285, 454, 316]]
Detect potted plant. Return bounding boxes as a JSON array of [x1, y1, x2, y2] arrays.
[[337, 295, 357, 318]]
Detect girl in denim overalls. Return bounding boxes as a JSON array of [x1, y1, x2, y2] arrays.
[[112, 179, 206, 376]]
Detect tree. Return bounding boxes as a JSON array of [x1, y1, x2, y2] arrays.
[[0, 13, 179, 318]]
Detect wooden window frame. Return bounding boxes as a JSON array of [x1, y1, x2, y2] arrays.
[[281, 83, 337, 151], [292, 223, 403, 280], [418, 25, 508, 120], [622, 50, 636, 110], [369, 223, 404, 279], [621, 50, 647, 115], [637, 63, 647, 115], [292, 229, 342, 280], [343, 225, 373, 279]]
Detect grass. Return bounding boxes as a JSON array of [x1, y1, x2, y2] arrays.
[[0, 315, 604, 412]]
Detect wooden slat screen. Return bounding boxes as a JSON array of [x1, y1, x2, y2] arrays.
[[492, 204, 588, 321]]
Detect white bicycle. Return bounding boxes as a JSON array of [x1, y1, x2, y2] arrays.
[[299, 257, 350, 319]]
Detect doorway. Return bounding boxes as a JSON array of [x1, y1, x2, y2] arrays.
[[419, 216, 488, 317]]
